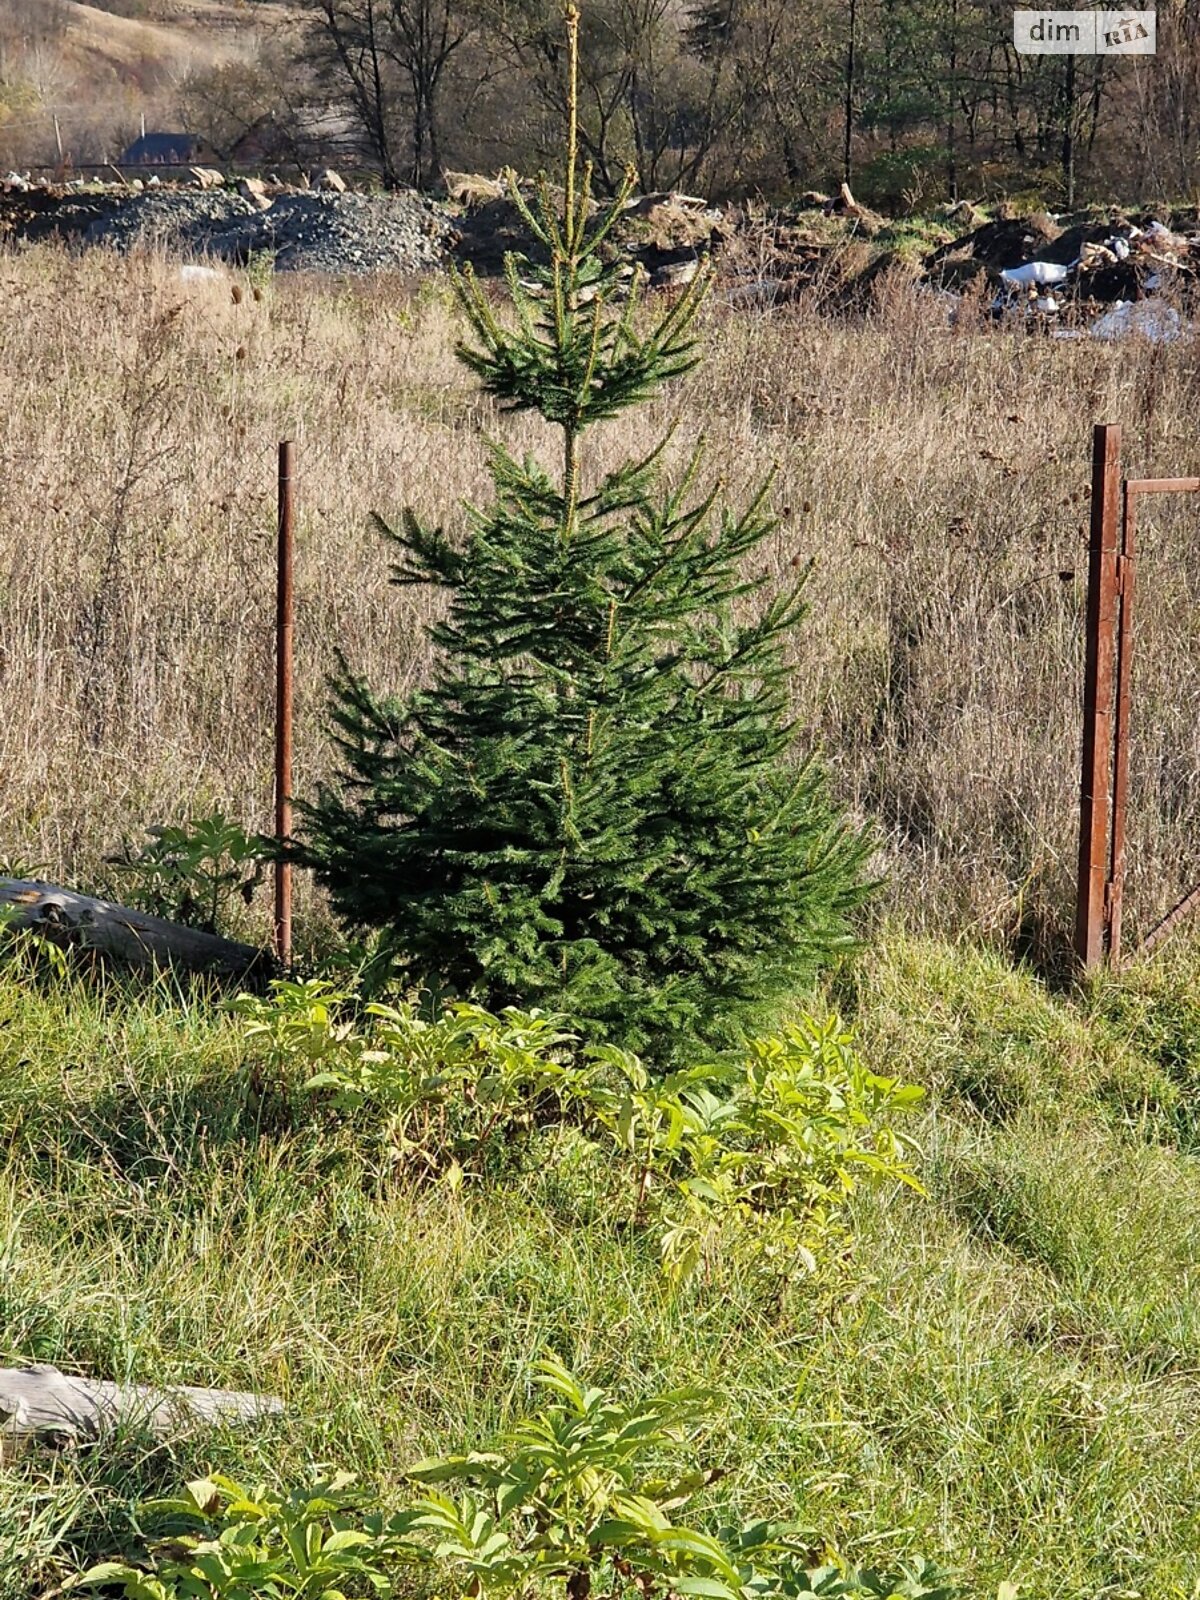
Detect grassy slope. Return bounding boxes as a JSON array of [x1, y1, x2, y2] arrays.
[[6, 938, 1200, 1597], [58, 1, 293, 83], [0, 1, 296, 170], [60, 3, 232, 80]]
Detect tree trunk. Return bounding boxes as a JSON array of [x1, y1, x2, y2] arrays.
[[0, 880, 265, 977], [0, 1364, 282, 1445], [1061, 50, 1076, 206], [843, 0, 857, 186], [946, 0, 958, 201]]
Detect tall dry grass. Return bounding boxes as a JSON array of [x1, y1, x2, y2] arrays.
[[3, 242, 1200, 956]]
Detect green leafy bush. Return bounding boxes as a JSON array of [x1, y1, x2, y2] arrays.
[[234, 983, 923, 1283], [584, 1018, 925, 1283], [71, 1473, 405, 1600], [233, 983, 575, 1186], [233, 978, 365, 1070], [72, 1360, 954, 1600], [402, 1355, 952, 1600], [107, 812, 265, 934]]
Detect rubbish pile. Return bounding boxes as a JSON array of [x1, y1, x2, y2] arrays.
[[0, 165, 1196, 338], [924, 205, 1198, 337]]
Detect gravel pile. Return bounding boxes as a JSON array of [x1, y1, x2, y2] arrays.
[[214, 192, 452, 273], [85, 190, 257, 254], [82, 188, 454, 275]]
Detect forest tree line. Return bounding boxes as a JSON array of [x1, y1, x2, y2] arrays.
[[280, 0, 1192, 205], [2, 0, 1195, 209]]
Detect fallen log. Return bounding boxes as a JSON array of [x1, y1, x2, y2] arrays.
[[0, 1364, 284, 1444], [0, 878, 264, 977]]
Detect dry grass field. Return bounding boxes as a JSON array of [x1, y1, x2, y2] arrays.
[[3, 242, 1200, 958]]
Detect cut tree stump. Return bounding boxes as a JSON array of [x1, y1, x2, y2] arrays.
[[0, 1364, 284, 1444], [0, 879, 264, 977]]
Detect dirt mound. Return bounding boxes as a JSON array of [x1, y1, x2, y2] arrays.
[[0, 184, 125, 244], [450, 181, 727, 285], [84, 188, 258, 253], [214, 191, 453, 273], [927, 209, 1061, 277]]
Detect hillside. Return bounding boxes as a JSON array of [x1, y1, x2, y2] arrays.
[[0, 0, 296, 169], [62, 0, 295, 73], [57, 1, 249, 79]]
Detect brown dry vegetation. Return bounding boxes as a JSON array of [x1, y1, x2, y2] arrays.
[[3, 243, 1200, 958]]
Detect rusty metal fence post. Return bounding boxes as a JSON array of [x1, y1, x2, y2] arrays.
[[1074, 423, 1121, 971], [1074, 428, 1200, 970], [275, 441, 295, 968], [1107, 481, 1137, 961]]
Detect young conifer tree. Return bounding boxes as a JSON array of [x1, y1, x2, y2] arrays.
[[298, 3, 871, 1055]]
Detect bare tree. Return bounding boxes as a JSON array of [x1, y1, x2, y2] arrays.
[[303, 0, 479, 186], [479, 0, 637, 192], [2, 0, 68, 41], [700, 0, 847, 195], [1127, 0, 1200, 196], [0, 0, 67, 81], [480, 0, 736, 193], [177, 55, 294, 161]]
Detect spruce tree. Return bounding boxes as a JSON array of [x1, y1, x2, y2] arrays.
[[298, 2, 871, 1056]]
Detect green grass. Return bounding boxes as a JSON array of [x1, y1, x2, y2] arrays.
[[7, 938, 1200, 1597]]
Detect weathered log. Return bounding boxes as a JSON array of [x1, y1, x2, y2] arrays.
[[0, 1364, 283, 1443], [0, 879, 264, 976]]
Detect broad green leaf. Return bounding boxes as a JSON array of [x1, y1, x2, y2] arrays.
[[323, 1529, 372, 1552], [66, 1563, 144, 1588], [184, 1477, 223, 1515], [674, 1577, 740, 1600], [654, 1527, 742, 1581]]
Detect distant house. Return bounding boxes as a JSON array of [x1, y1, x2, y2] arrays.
[[229, 107, 370, 170], [120, 132, 215, 166]]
